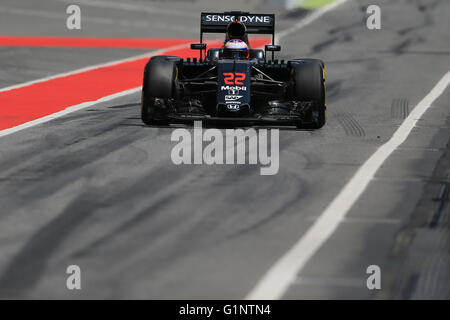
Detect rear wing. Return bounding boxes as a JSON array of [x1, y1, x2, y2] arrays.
[[200, 12, 275, 37], [195, 11, 276, 61]]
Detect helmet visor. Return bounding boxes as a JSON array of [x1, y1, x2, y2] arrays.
[[224, 49, 248, 59]]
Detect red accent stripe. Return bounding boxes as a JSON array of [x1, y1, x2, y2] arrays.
[[249, 37, 273, 51], [0, 36, 196, 49]]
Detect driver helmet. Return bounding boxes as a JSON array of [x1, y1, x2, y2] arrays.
[[223, 39, 249, 59]]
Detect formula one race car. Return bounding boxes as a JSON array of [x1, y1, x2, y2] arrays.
[[141, 11, 326, 128]]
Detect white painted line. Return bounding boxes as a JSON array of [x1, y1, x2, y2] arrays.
[[246, 71, 450, 300], [306, 216, 402, 225], [0, 87, 141, 138], [0, 43, 189, 93], [276, 0, 350, 42]]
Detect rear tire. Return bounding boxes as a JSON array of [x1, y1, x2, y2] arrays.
[[292, 59, 326, 129], [141, 56, 179, 125]]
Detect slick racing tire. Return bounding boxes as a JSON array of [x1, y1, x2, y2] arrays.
[[141, 56, 179, 125], [293, 59, 326, 129]]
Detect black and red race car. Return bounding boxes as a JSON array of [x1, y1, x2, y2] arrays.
[[141, 11, 326, 128]]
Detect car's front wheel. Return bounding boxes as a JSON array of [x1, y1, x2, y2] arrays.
[[292, 59, 326, 129], [141, 56, 179, 125]]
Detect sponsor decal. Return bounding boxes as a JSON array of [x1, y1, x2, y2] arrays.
[[221, 85, 247, 91], [226, 104, 240, 111], [223, 72, 246, 85], [225, 95, 243, 101], [203, 15, 272, 24]]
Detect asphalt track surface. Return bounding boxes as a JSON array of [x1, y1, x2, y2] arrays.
[[0, 0, 449, 299]]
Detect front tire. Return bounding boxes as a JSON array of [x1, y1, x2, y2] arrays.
[[141, 56, 179, 125], [292, 59, 326, 129]]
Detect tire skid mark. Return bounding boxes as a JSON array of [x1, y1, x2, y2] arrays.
[[337, 112, 365, 137], [57, 130, 285, 267], [74, 134, 304, 269], [0, 125, 154, 201], [391, 98, 410, 120], [0, 190, 101, 297], [398, 0, 435, 35], [68, 165, 293, 279], [68, 165, 196, 259], [0, 161, 198, 294], [0, 100, 156, 177], [220, 134, 308, 238], [325, 80, 343, 98]]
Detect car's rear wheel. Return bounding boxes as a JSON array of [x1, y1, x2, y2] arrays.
[[141, 56, 179, 125], [292, 59, 326, 129]]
